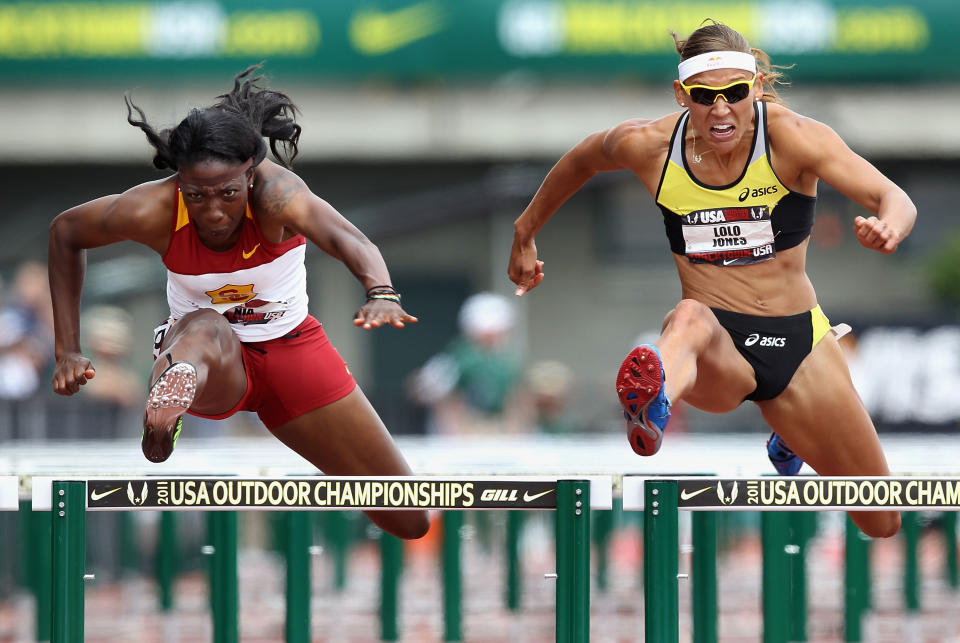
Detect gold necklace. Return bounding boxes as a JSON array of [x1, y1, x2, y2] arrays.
[[691, 130, 712, 164]]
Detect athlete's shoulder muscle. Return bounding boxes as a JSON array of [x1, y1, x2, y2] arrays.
[[54, 177, 175, 253], [251, 160, 312, 220], [766, 102, 850, 177], [603, 113, 679, 172], [105, 178, 178, 248]]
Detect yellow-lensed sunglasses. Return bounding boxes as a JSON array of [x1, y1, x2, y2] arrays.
[[680, 75, 756, 106]]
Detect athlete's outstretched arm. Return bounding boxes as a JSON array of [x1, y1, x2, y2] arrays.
[[509, 120, 658, 295], [782, 115, 917, 254], [48, 183, 171, 394], [264, 170, 417, 330]]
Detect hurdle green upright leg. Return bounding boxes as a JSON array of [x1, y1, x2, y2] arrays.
[[556, 480, 590, 643], [285, 512, 311, 643], [692, 512, 717, 643], [761, 512, 790, 643], [593, 502, 615, 592], [505, 511, 523, 611], [902, 511, 920, 613], [157, 512, 178, 612], [844, 516, 870, 642], [207, 512, 239, 643], [786, 512, 812, 642], [51, 481, 86, 643], [323, 511, 351, 591], [380, 531, 403, 641], [944, 512, 958, 590], [24, 498, 52, 643], [644, 480, 678, 643], [443, 511, 464, 641]]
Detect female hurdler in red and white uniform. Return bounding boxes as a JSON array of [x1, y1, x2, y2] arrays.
[[48, 65, 428, 540]]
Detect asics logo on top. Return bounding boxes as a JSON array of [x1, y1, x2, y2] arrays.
[[745, 333, 786, 348], [242, 244, 260, 260], [738, 185, 779, 202]]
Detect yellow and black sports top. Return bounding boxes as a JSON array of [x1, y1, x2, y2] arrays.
[[655, 102, 815, 267]]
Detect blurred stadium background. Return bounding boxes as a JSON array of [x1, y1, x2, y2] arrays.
[[2, 0, 960, 641]]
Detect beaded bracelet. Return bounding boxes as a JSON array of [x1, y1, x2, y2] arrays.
[[365, 284, 401, 304]]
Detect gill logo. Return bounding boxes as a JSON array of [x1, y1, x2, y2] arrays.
[[350, 2, 445, 55], [205, 284, 257, 305], [127, 481, 149, 506]]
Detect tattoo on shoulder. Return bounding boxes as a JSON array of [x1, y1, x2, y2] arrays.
[[256, 172, 308, 218]]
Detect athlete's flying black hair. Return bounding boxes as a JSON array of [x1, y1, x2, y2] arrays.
[[125, 63, 301, 170]]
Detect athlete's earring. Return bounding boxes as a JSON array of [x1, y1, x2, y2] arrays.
[[248, 184, 253, 189]]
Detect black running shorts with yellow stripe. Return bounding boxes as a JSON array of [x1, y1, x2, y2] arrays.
[[711, 305, 832, 401]]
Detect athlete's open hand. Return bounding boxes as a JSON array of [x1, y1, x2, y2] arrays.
[[354, 300, 418, 330], [52, 352, 96, 396], [855, 216, 900, 254], [508, 237, 545, 296]]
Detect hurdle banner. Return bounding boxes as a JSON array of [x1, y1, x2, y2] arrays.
[[80, 477, 564, 510], [625, 476, 960, 511], [40, 476, 606, 643]]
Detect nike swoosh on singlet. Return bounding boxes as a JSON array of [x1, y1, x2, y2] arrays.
[[722, 258, 739, 266], [242, 244, 260, 260]]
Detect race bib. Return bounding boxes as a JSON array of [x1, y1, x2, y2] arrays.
[[681, 205, 776, 266]]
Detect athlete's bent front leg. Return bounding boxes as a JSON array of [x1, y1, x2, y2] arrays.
[[152, 309, 248, 414], [143, 309, 248, 462], [657, 299, 756, 411], [269, 387, 430, 540], [757, 334, 900, 538]]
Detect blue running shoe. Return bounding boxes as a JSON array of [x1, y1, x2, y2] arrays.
[[767, 432, 803, 476], [616, 344, 671, 456]]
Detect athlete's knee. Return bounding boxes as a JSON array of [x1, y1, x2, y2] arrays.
[[855, 511, 901, 539], [665, 299, 718, 348], [179, 308, 230, 331], [175, 310, 237, 349], [392, 510, 431, 540]]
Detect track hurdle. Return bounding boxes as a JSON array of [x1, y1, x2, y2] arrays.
[[624, 475, 960, 643], [35, 475, 611, 643]]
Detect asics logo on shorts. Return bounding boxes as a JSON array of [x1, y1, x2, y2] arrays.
[[745, 333, 786, 348]]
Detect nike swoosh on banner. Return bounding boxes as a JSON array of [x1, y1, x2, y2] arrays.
[[350, 2, 444, 55], [679, 486, 712, 501], [242, 243, 260, 259], [90, 487, 122, 502], [523, 489, 554, 502]]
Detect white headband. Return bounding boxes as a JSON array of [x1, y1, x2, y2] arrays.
[[678, 50, 757, 82]]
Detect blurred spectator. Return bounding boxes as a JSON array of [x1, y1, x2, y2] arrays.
[[526, 360, 578, 434], [408, 292, 527, 434], [80, 305, 142, 407], [0, 262, 54, 399]]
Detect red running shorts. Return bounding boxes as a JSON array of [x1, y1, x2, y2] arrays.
[[189, 315, 357, 429]]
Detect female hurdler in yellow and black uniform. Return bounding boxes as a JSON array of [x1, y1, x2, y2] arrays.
[[658, 100, 831, 405], [508, 22, 916, 539]]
